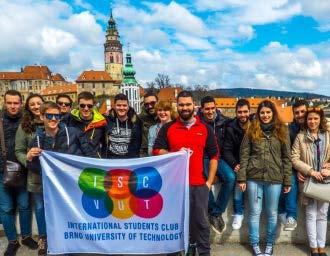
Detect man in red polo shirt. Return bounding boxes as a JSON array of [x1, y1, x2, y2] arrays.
[[153, 90, 218, 256]]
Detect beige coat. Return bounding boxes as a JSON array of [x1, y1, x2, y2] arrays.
[[291, 129, 330, 204]]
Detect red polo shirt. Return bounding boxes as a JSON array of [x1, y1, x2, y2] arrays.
[[153, 116, 218, 185]]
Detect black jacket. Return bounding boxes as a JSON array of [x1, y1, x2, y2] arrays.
[[197, 108, 231, 155], [105, 107, 142, 158], [288, 121, 301, 146], [0, 111, 22, 172], [222, 118, 245, 169]]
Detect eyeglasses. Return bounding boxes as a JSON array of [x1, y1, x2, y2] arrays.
[[308, 107, 321, 112], [45, 113, 61, 120], [57, 101, 71, 107], [144, 101, 156, 108], [79, 104, 93, 109]]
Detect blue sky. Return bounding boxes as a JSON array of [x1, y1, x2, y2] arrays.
[[0, 0, 330, 95]]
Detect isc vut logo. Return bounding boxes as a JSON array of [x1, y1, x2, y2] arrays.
[[78, 167, 163, 219]]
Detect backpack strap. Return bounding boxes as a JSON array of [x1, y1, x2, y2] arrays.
[[0, 112, 8, 162]]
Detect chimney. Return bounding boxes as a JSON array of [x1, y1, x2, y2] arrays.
[[174, 89, 178, 98]]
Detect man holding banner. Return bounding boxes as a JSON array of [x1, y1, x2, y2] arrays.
[[153, 90, 219, 256]]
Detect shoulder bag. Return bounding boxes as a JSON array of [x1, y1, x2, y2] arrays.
[[0, 115, 26, 187]]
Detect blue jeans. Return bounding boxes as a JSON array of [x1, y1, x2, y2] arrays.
[[204, 159, 235, 216], [278, 172, 298, 219], [247, 180, 282, 246], [233, 183, 245, 215], [0, 172, 32, 241], [32, 192, 47, 236]]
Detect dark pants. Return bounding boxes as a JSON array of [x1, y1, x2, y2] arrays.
[[190, 185, 210, 256]]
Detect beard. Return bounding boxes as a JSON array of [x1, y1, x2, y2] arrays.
[[178, 109, 194, 121], [238, 117, 249, 124]]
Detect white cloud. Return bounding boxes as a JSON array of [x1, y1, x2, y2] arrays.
[[175, 33, 213, 50], [255, 73, 280, 88], [0, 0, 105, 79], [115, 1, 207, 37], [237, 24, 254, 40], [41, 28, 77, 57]]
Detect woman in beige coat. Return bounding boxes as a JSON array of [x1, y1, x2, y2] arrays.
[[292, 107, 330, 256]]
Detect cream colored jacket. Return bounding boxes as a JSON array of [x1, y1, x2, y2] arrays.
[[291, 129, 330, 204]]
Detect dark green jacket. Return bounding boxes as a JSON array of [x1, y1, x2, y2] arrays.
[[15, 124, 40, 192], [237, 129, 292, 187]]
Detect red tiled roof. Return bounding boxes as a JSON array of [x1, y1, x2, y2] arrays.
[[40, 84, 77, 96], [52, 73, 65, 81], [0, 65, 66, 81], [76, 70, 114, 82], [158, 87, 183, 102], [0, 72, 22, 80]]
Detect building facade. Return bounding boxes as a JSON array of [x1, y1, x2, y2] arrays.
[[121, 52, 141, 113], [0, 65, 67, 105], [76, 70, 120, 97], [40, 84, 77, 102], [104, 11, 123, 81]]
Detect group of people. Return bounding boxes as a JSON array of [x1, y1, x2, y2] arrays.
[[0, 88, 329, 256]]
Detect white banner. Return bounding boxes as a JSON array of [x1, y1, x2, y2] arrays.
[[40, 150, 190, 254]]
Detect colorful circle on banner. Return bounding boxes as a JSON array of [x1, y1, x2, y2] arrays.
[[78, 168, 106, 198], [106, 169, 132, 199], [81, 193, 113, 218], [130, 193, 163, 219], [111, 197, 134, 219], [129, 167, 162, 198], [79, 166, 164, 219]]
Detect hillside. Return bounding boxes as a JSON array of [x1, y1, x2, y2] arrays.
[[208, 88, 329, 99]]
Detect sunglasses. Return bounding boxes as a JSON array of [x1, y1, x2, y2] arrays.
[[45, 113, 61, 120], [144, 101, 156, 108], [79, 104, 93, 109], [57, 101, 71, 107], [308, 107, 321, 112]]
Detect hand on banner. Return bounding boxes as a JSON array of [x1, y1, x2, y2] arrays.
[[206, 181, 211, 190], [27, 147, 42, 161], [239, 182, 246, 192], [180, 147, 193, 156]]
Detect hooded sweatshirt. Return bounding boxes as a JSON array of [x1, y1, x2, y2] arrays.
[[106, 107, 142, 158], [62, 108, 107, 158]]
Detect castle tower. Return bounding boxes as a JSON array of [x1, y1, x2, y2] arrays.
[[121, 51, 141, 113], [104, 10, 123, 81]]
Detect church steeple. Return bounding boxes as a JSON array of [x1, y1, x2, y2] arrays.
[[121, 47, 140, 113], [123, 51, 137, 84], [104, 8, 123, 81]]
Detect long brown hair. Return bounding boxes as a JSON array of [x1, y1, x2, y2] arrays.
[[247, 100, 288, 144], [21, 94, 44, 134]]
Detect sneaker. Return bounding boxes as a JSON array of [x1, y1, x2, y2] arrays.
[[232, 214, 244, 230], [4, 240, 20, 256], [185, 243, 196, 256], [264, 245, 273, 256], [38, 237, 47, 256], [252, 244, 263, 256], [209, 215, 226, 234], [278, 213, 286, 225], [21, 235, 38, 250], [284, 217, 297, 231]]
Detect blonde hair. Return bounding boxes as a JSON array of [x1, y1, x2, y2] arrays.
[[155, 101, 177, 121]]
